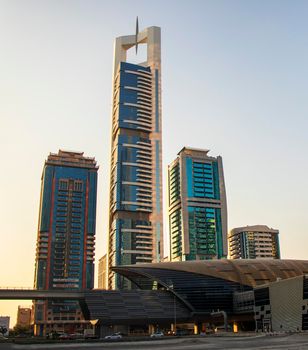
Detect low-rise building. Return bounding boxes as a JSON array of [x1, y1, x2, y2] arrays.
[[254, 275, 308, 332], [16, 306, 32, 328], [229, 225, 280, 259], [0, 316, 10, 336]]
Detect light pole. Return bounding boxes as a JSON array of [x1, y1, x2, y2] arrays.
[[169, 283, 176, 335], [173, 291, 177, 334]]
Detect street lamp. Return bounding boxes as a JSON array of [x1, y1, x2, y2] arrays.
[[168, 283, 176, 335]]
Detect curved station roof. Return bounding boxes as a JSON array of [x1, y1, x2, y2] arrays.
[[113, 259, 308, 314], [113, 259, 308, 288]]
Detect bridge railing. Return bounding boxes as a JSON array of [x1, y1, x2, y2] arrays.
[[0, 287, 33, 290]]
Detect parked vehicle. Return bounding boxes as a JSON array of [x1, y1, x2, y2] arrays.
[[59, 333, 70, 340], [104, 332, 122, 340], [150, 331, 164, 338]]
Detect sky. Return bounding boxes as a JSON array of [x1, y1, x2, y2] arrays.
[[1, 0, 308, 327]]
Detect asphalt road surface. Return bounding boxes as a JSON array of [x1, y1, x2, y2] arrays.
[[2, 334, 308, 350]]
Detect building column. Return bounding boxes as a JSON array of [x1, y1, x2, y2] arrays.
[[201, 323, 207, 333], [194, 323, 199, 335], [148, 324, 155, 335]]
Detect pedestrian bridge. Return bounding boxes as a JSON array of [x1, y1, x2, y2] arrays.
[[0, 288, 190, 325], [0, 288, 85, 300]]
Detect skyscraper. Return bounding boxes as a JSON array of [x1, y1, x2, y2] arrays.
[[97, 255, 107, 289], [168, 147, 228, 261], [108, 25, 163, 289], [33, 150, 98, 336], [229, 225, 280, 259]]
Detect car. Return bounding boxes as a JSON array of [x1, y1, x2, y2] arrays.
[[150, 331, 164, 338], [59, 333, 70, 340], [104, 332, 122, 340]]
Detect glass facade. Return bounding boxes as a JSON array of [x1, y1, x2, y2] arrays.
[[168, 148, 227, 261], [33, 151, 98, 336], [108, 27, 163, 290], [114, 266, 250, 314], [186, 206, 223, 260], [109, 63, 154, 289], [191, 161, 220, 199]]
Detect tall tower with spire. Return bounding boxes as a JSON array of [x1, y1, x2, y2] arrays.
[[107, 24, 163, 289]]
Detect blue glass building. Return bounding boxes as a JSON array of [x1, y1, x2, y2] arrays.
[[108, 27, 164, 289], [168, 147, 228, 261], [33, 150, 98, 336]]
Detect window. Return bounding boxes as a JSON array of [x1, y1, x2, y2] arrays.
[[74, 180, 83, 192], [59, 179, 68, 190]]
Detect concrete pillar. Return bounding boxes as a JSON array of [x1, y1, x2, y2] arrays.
[[171, 323, 176, 333], [99, 325, 111, 338], [194, 323, 199, 335], [148, 324, 155, 335]]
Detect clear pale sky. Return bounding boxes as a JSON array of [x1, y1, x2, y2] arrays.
[[1, 0, 308, 327]]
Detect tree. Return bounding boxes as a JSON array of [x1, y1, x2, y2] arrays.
[[13, 325, 31, 335]]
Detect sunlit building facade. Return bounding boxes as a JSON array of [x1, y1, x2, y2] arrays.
[[108, 26, 163, 289], [33, 150, 98, 336], [168, 147, 228, 261], [228, 225, 280, 259], [16, 306, 32, 328], [98, 255, 107, 289]]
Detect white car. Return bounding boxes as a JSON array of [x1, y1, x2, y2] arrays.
[[104, 332, 123, 340], [150, 331, 164, 338]]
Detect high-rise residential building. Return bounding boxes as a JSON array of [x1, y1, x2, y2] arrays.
[[228, 225, 280, 259], [168, 147, 228, 261], [16, 306, 32, 328], [98, 255, 107, 289], [33, 150, 98, 336], [108, 25, 163, 289]]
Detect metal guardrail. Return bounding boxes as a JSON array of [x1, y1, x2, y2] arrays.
[[0, 287, 33, 290], [0, 289, 85, 301]]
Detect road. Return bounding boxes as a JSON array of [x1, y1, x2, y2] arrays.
[[1, 334, 308, 350]]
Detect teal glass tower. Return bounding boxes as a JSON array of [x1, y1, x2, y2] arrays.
[[168, 147, 228, 261], [33, 150, 98, 336], [108, 26, 163, 289]]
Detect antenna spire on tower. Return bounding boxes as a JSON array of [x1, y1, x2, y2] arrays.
[[135, 16, 139, 54]]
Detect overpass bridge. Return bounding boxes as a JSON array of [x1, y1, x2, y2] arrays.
[[0, 288, 85, 300], [0, 288, 191, 326]]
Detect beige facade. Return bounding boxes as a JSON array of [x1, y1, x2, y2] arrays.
[[98, 255, 107, 289], [255, 275, 308, 332], [16, 306, 32, 328], [229, 225, 280, 259], [108, 25, 163, 288]]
